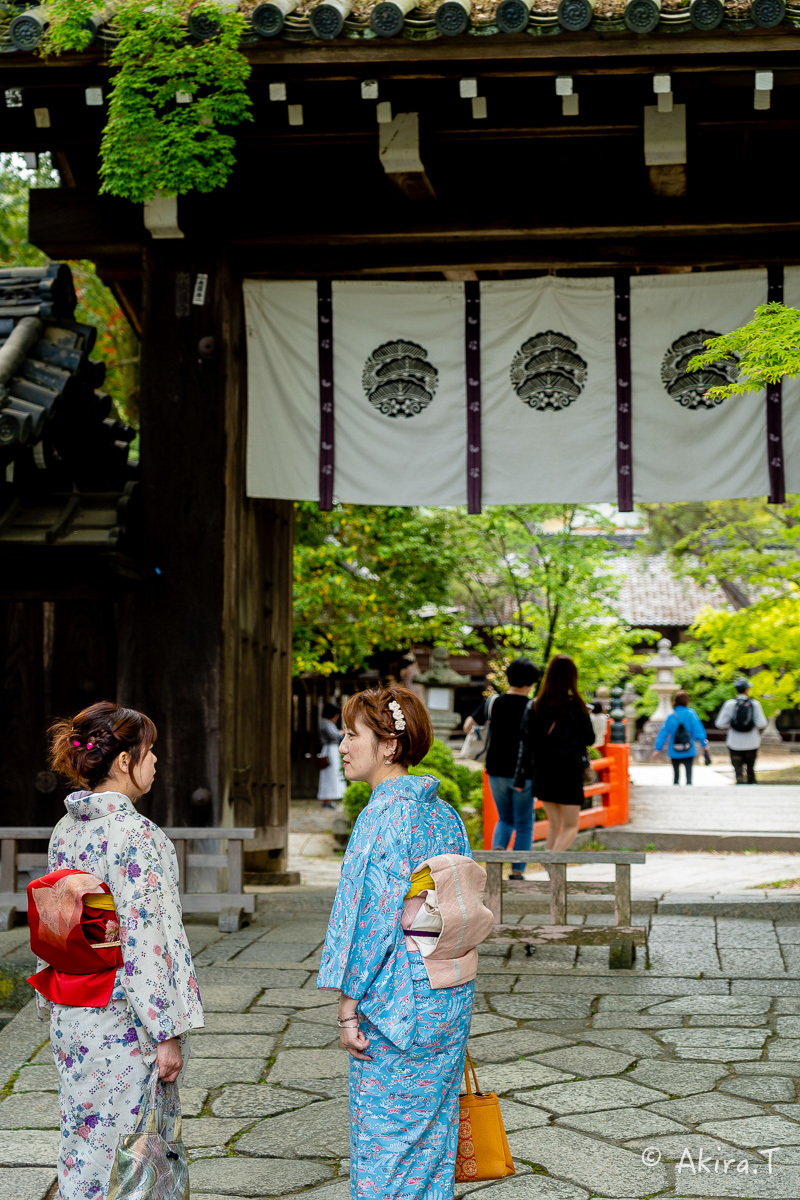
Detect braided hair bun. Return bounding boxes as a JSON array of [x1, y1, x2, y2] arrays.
[[49, 702, 157, 791]]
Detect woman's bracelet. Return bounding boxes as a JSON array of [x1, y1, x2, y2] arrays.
[[337, 1016, 359, 1027]]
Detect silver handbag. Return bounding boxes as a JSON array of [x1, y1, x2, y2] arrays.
[[107, 1068, 188, 1200], [457, 695, 497, 761]]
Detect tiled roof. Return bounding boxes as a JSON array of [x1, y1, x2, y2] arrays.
[[464, 552, 726, 630], [0, 263, 137, 558], [612, 553, 728, 626], [1, 0, 798, 48]]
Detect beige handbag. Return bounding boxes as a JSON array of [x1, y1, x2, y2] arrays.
[[107, 1069, 188, 1200]]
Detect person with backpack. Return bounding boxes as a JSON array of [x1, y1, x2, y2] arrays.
[[463, 657, 541, 879], [715, 679, 768, 785], [653, 689, 708, 785]]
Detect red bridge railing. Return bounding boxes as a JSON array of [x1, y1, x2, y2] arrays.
[[482, 728, 630, 848]]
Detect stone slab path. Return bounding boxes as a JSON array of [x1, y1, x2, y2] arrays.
[[602, 788, 800, 852], [10, 908, 800, 1198], [624, 786, 800, 835]]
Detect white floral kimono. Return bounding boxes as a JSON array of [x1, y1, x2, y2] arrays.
[[38, 790, 205, 1199]]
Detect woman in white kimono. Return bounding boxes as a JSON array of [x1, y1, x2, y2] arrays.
[[317, 701, 345, 809], [31, 702, 204, 1200]]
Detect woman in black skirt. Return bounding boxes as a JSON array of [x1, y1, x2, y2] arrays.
[[514, 654, 594, 851]]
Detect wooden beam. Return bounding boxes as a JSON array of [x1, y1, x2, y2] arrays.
[[477, 850, 646, 863], [379, 112, 437, 199], [488, 924, 646, 945], [1, 32, 799, 92], [111, 280, 143, 339], [54, 151, 77, 188], [230, 234, 800, 274], [28, 188, 143, 260], [241, 29, 800, 71], [31, 187, 800, 253], [228, 215, 800, 244]]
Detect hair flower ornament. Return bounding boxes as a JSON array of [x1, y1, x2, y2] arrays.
[[388, 700, 406, 732]]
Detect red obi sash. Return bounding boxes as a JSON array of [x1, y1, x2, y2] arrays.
[[27, 868, 123, 1007]]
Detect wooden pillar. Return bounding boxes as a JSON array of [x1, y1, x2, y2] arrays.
[[218, 260, 293, 875], [120, 243, 292, 864], [117, 243, 227, 829]]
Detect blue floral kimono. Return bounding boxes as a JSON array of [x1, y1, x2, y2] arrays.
[[318, 774, 475, 1200]]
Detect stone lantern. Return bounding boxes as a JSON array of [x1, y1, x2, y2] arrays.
[[413, 646, 469, 743], [621, 681, 638, 744], [634, 637, 683, 761], [609, 686, 627, 744]]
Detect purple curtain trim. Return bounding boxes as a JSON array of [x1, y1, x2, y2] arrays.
[[614, 271, 633, 512], [317, 279, 334, 511], [465, 280, 482, 515], [767, 265, 785, 506]]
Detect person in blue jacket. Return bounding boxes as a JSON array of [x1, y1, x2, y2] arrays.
[[653, 689, 708, 785]]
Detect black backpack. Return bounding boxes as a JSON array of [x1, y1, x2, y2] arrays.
[[730, 696, 755, 733], [672, 721, 692, 752]]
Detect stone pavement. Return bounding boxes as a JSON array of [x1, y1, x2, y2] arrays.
[[8, 907, 800, 1198], [627, 753, 797, 790], [602, 780, 800, 852]]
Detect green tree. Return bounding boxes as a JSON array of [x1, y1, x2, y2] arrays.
[[655, 302, 800, 706], [293, 503, 473, 676], [640, 498, 800, 712], [641, 498, 800, 610], [692, 600, 800, 715], [0, 154, 139, 428], [444, 505, 647, 696], [43, 0, 251, 202], [688, 302, 800, 402]]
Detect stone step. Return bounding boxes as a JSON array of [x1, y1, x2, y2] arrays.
[[584, 827, 800, 852]]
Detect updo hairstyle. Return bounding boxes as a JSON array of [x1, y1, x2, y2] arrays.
[[49, 701, 157, 791], [341, 685, 432, 767]]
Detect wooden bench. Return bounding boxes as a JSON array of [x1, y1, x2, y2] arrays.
[[475, 850, 647, 969], [0, 826, 257, 932]]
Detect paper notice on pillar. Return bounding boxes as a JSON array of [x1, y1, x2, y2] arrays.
[[630, 270, 769, 502], [244, 280, 319, 500], [780, 266, 800, 495], [331, 281, 466, 506], [480, 277, 617, 504]]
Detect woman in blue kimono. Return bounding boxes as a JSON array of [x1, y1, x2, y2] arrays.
[[317, 685, 475, 1200]]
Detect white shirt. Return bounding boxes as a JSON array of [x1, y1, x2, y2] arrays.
[[715, 696, 768, 751]]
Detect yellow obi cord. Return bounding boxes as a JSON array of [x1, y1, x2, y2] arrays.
[[83, 893, 116, 912], [405, 866, 435, 900]]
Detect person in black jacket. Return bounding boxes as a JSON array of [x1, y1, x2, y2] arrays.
[[464, 657, 541, 880], [514, 654, 594, 851]]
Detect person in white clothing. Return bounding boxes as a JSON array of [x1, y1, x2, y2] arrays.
[[715, 679, 768, 785], [318, 701, 346, 809]]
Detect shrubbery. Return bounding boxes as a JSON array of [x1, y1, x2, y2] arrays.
[[342, 739, 483, 828]]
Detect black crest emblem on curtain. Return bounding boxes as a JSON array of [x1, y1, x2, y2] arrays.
[[661, 330, 738, 410], [362, 340, 439, 418], [510, 331, 588, 411]]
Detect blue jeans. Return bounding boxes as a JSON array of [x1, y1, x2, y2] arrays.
[[489, 775, 534, 874]]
